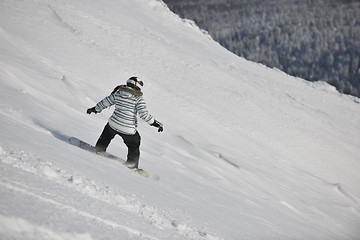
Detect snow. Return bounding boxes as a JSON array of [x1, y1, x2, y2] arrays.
[[1, 0, 360, 239]]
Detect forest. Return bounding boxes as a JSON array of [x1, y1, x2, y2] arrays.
[[163, 0, 360, 97]]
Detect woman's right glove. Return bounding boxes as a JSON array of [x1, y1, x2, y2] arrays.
[[151, 120, 163, 132]]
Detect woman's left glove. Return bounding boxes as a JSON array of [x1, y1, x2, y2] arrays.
[[151, 120, 163, 132], [87, 107, 97, 114]]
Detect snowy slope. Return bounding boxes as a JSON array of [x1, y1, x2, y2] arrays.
[[1, 0, 360, 239]]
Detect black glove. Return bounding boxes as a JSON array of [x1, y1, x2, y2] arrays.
[[151, 120, 163, 132], [87, 107, 97, 114]]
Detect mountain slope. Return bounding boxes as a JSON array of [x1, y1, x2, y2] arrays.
[[164, 0, 360, 97], [1, 0, 359, 239]]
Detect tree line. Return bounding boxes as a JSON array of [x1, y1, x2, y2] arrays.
[[164, 0, 360, 97]]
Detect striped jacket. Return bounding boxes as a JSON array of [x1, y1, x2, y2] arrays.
[[95, 85, 154, 135]]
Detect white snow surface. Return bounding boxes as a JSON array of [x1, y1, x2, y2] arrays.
[[1, 0, 360, 239]]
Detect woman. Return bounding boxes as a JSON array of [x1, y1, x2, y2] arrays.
[[87, 77, 163, 168]]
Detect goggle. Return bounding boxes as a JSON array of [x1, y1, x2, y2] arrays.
[[129, 77, 143, 87]]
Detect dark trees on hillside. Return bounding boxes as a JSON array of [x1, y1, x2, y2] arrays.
[[164, 0, 360, 97]]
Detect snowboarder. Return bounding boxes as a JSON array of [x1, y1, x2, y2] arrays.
[[86, 77, 163, 168]]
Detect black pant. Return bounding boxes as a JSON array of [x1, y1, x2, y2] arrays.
[[95, 123, 141, 168]]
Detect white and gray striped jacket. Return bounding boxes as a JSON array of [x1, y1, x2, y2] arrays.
[[95, 85, 154, 135]]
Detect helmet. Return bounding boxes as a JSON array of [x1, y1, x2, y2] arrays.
[[126, 76, 143, 90]]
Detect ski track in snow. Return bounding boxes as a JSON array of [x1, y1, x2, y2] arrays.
[[0, 145, 219, 240], [0, 180, 157, 240], [0, 215, 92, 240]]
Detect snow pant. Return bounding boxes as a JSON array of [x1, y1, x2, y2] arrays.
[[95, 123, 141, 168]]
